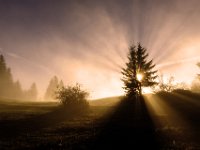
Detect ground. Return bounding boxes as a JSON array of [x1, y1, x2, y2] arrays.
[[0, 91, 199, 149]]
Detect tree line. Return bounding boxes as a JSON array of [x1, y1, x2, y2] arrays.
[[0, 54, 37, 100], [1, 43, 200, 101], [0, 54, 87, 104]]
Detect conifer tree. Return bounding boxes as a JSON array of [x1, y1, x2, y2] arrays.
[[27, 83, 38, 100], [58, 80, 64, 89], [191, 62, 200, 92], [0, 55, 14, 98], [0, 54, 39, 100], [31, 83, 38, 100], [44, 76, 59, 101], [121, 46, 138, 96], [0, 55, 6, 74], [0, 55, 7, 97], [121, 43, 157, 97], [197, 62, 200, 78], [13, 80, 23, 99]]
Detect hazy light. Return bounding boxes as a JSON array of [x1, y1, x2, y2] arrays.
[[144, 94, 189, 128], [137, 73, 143, 82], [1, 0, 200, 99], [142, 87, 153, 94]]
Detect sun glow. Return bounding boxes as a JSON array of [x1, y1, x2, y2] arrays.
[[142, 87, 153, 94], [137, 73, 143, 82]]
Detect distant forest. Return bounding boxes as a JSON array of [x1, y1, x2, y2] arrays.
[[0, 54, 37, 100], [0, 54, 64, 101]]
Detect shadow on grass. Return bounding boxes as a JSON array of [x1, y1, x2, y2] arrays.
[[157, 91, 200, 143], [89, 96, 160, 150], [0, 105, 89, 138]]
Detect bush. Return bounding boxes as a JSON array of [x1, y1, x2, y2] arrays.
[[56, 83, 89, 109], [172, 89, 192, 94]]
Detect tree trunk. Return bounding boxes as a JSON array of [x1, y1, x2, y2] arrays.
[[138, 82, 142, 97]]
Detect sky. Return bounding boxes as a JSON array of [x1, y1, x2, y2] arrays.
[[0, 0, 200, 99]]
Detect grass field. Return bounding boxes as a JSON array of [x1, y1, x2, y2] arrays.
[[0, 91, 199, 149], [0, 99, 116, 149]]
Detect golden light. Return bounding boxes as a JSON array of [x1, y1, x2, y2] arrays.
[[143, 87, 153, 94], [137, 73, 143, 82], [143, 94, 191, 145]]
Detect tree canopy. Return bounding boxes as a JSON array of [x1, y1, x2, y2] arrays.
[[56, 83, 89, 109]]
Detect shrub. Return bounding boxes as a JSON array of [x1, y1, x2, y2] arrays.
[[56, 83, 89, 109]]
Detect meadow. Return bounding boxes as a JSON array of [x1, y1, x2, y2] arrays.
[[0, 99, 117, 149], [0, 91, 199, 149]]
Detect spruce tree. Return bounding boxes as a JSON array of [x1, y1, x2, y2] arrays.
[[0, 54, 38, 100], [0, 55, 7, 97], [13, 80, 23, 99], [191, 62, 200, 92], [0, 55, 14, 98], [44, 76, 59, 101], [121, 43, 157, 97], [58, 80, 64, 89], [26, 83, 38, 100], [121, 45, 138, 96], [30, 83, 38, 100], [0, 55, 6, 74]]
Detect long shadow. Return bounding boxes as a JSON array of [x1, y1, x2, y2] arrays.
[[89, 96, 160, 149], [157, 91, 200, 127], [0, 106, 88, 139], [157, 91, 200, 144]]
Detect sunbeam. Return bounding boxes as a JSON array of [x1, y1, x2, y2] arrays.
[[0, 0, 200, 99], [144, 93, 200, 148]]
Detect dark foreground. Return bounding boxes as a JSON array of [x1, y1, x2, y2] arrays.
[[0, 91, 200, 149], [90, 96, 159, 149]]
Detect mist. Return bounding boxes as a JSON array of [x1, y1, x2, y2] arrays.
[[0, 0, 200, 98], [1, 1, 200, 149]]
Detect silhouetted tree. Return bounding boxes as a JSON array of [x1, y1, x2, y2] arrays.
[[0, 54, 39, 100], [56, 83, 89, 109], [191, 78, 200, 92], [121, 43, 157, 97], [0, 54, 7, 97], [0, 54, 14, 98], [153, 74, 189, 93], [13, 80, 23, 99], [121, 46, 138, 96], [176, 82, 189, 90], [58, 80, 64, 89], [197, 62, 200, 78], [44, 76, 64, 101], [0, 54, 6, 75], [26, 83, 38, 100], [158, 75, 175, 92], [191, 62, 200, 92], [30, 83, 38, 100], [44, 76, 58, 100]]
